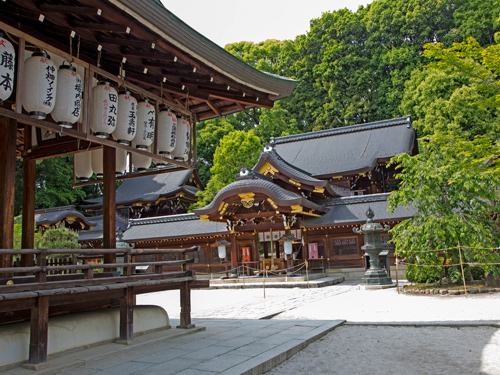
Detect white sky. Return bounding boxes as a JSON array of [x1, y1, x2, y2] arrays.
[[161, 1, 373, 47]]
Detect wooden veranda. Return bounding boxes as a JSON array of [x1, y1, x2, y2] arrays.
[[0, 0, 295, 367]]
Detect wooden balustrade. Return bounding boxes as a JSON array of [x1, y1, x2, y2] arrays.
[[0, 246, 208, 367]]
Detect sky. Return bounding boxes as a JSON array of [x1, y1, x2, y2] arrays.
[[161, 0, 373, 47]]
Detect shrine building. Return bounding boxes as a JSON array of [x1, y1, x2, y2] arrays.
[[102, 116, 419, 274]]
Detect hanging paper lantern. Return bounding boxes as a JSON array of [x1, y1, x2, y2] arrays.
[[51, 63, 82, 128], [152, 154, 167, 168], [0, 34, 15, 105], [172, 116, 190, 162], [116, 148, 128, 176], [133, 99, 155, 150], [132, 147, 152, 171], [114, 90, 137, 145], [22, 51, 57, 119], [91, 81, 118, 138], [90, 148, 104, 178], [157, 108, 176, 156], [74, 151, 93, 182]]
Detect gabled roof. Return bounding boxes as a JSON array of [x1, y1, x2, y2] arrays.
[[34, 206, 94, 230], [122, 213, 228, 241], [270, 116, 416, 178], [194, 170, 327, 220], [78, 215, 129, 242], [83, 169, 201, 209], [253, 148, 351, 197], [303, 193, 415, 227]]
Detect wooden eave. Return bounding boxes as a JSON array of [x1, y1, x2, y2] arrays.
[[195, 186, 327, 225], [0, 0, 295, 122]]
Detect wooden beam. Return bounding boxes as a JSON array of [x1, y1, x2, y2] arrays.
[[70, 21, 129, 33], [102, 146, 116, 255], [0, 116, 17, 268], [230, 232, 237, 269], [38, 4, 100, 15], [121, 47, 175, 61], [28, 295, 49, 366], [21, 151, 36, 266], [119, 287, 134, 343], [177, 281, 194, 329], [96, 35, 155, 49], [206, 99, 223, 118]]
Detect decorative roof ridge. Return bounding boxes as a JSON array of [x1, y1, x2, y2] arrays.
[[321, 193, 391, 207], [236, 166, 274, 182], [266, 149, 319, 181], [129, 213, 199, 226], [271, 116, 411, 145], [34, 205, 77, 214]]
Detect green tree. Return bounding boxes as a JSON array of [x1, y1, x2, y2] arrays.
[[453, 0, 500, 46], [424, 37, 500, 108], [388, 132, 500, 283], [254, 104, 301, 143], [400, 68, 500, 138], [196, 118, 235, 184], [37, 228, 81, 249], [193, 130, 261, 209]]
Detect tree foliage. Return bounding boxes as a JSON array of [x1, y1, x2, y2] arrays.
[[388, 133, 500, 283], [37, 228, 81, 249], [193, 130, 261, 209]]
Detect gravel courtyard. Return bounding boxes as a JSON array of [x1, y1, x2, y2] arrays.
[[138, 281, 500, 374]]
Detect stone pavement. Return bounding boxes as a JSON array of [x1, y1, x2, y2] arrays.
[[3, 318, 344, 375]]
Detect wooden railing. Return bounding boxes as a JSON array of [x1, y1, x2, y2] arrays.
[[0, 246, 208, 368]]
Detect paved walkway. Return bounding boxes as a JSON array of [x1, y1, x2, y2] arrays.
[[4, 319, 343, 375], [4, 279, 500, 374]]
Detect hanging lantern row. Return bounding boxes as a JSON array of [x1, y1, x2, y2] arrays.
[[11, 47, 190, 163], [74, 147, 168, 182]]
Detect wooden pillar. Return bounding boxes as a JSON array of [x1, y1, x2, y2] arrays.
[[177, 281, 194, 329], [102, 146, 116, 261], [118, 287, 134, 343], [230, 232, 237, 269], [22, 153, 36, 266], [0, 116, 17, 269], [28, 296, 49, 366]]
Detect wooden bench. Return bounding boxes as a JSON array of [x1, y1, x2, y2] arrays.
[[0, 247, 209, 367]]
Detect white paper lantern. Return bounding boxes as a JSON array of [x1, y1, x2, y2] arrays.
[[91, 81, 118, 138], [0, 34, 15, 105], [22, 51, 57, 119], [51, 64, 82, 128], [172, 116, 190, 162], [284, 240, 293, 255], [152, 154, 167, 168], [74, 151, 93, 182], [116, 148, 128, 176], [90, 148, 104, 178], [114, 91, 137, 145], [133, 99, 155, 150], [132, 146, 152, 171], [157, 108, 176, 156], [218, 245, 227, 259]]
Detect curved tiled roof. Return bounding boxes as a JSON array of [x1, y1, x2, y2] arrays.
[[303, 193, 415, 227], [123, 213, 228, 240], [83, 169, 199, 208], [116, 0, 297, 100], [35, 206, 93, 228], [270, 116, 415, 177], [195, 176, 325, 215]]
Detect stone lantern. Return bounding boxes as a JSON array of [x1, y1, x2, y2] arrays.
[[353, 207, 393, 286]]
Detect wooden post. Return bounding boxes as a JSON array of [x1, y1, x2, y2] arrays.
[[118, 287, 134, 343], [177, 281, 194, 329], [230, 232, 237, 269], [22, 151, 36, 267], [102, 146, 116, 262], [0, 116, 17, 271], [28, 296, 49, 366]]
